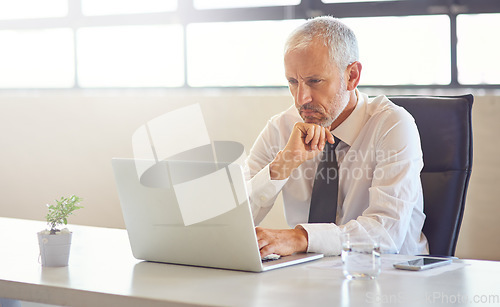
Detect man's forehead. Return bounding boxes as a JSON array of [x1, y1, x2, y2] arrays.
[[285, 37, 327, 55], [284, 42, 335, 74]]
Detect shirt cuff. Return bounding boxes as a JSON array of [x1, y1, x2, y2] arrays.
[[299, 223, 342, 256], [249, 164, 288, 208]]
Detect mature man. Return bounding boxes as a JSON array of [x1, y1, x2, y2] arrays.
[[245, 16, 428, 257]]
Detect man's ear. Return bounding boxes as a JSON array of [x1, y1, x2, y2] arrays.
[[345, 61, 362, 91]]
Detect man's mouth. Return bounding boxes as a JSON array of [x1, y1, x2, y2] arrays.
[[300, 105, 325, 119], [301, 110, 319, 117], [300, 103, 323, 113]]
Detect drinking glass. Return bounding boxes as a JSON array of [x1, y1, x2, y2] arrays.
[[341, 232, 381, 279]]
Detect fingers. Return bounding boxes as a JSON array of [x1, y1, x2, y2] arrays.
[[283, 123, 335, 169], [325, 128, 335, 145], [302, 123, 331, 151], [310, 125, 322, 151], [318, 126, 326, 151], [303, 124, 315, 145], [256, 227, 284, 257], [255, 227, 308, 257], [255, 227, 274, 257], [259, 242, 274, 258]]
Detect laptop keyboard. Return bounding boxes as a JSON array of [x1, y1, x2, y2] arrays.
[[261, 253, 281, 263]]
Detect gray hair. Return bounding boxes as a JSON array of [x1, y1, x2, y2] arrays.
[[284, 16, 359, 72]]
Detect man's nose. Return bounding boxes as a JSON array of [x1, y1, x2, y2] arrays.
[[296, 83, 312, 106]]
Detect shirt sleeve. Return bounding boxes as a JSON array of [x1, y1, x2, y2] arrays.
[[300, 107, 424, 256], [244, 119, 288, 225], [247, 165, 288, 225]]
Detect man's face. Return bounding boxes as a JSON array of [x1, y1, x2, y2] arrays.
[[284, 40, 349, 129]]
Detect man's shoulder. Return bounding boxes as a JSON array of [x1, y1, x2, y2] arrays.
[[367, 94, 415, 123], [360, 94, 419, 142]]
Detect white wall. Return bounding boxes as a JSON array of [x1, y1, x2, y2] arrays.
[[0, 89, 498, 260]]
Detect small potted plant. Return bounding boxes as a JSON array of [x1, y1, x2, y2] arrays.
[[37, 195, 83, 267]]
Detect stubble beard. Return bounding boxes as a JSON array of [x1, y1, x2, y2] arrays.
[[299, 79, 349, 129]]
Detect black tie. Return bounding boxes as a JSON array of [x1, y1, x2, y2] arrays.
[[308, 137, 341, 223]]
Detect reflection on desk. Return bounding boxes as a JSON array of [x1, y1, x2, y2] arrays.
[[0, 217, 499, 307]]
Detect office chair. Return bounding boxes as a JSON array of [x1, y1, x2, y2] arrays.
[[390, 94, 473, 256]]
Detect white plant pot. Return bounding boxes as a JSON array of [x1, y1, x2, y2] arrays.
[[37, 231, 72, 267]]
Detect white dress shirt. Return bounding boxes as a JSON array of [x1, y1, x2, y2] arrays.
[[245, 90, 429, 256]]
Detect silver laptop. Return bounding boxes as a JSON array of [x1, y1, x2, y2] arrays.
[[111, 158, 323, 272]]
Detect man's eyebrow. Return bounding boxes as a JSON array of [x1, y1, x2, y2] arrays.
[[286, 75, 323, 80], [306, 75, 323, 79]]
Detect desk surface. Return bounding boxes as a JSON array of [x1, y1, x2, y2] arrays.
[[1, 217, 499, 307]]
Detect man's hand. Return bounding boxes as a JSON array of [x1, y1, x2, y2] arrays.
[[270, 122, 335, 179], [256, 226, 309, 258]]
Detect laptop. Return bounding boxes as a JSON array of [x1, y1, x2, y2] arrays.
[[111, 158, 323, 272]]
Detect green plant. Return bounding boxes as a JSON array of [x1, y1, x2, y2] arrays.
[[46, 195, 83, 234]]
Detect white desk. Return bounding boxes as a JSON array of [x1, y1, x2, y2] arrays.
[[1, 217, 499, 307]]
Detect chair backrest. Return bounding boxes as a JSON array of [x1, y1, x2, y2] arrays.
[[389, 95, 473, 256]]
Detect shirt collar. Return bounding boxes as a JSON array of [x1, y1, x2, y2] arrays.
[[331, 89, 368, 146]]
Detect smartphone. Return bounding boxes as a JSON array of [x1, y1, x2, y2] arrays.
[[393, 257, 452, 271]]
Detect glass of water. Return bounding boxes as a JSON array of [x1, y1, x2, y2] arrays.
[[341, 232, 381, 279]]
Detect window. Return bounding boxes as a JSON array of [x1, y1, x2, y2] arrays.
[[457, 13, 500, 85], [0, 0, 67, 20], [77, 25, 184, 88], [193, 0, 300, 10], [0, 0, 498, 89], [81, 0, 177, 16], [0, 28, 74, 88], [343, 15, 450, 85], [322, 0, 406, 3], [187, 20, 303, 87]]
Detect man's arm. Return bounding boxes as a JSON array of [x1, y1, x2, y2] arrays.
[[256, 106, 425, 257], [301, 108, 425, 256], [269, 122, 334, 179], [250, 122, 334, 258]]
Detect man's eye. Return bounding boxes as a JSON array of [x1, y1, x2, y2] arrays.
[[310, 79, 321, 84], [288, 79, 298, 85]]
